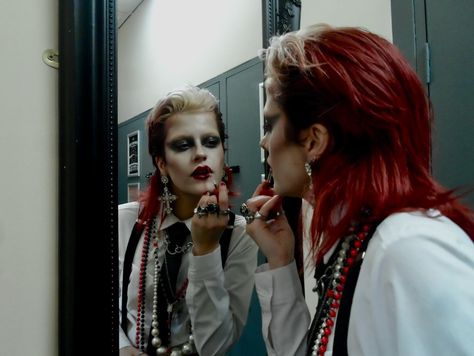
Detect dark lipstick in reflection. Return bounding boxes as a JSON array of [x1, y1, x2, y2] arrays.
[[191, 165, 212, 181]]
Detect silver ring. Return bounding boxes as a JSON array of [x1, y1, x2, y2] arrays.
[[219, 208, 231, 216], [254, 211, 268, 221], [240, 203, 256, 224], [206, 203, 220, 214], [193, 206, 208, 218]]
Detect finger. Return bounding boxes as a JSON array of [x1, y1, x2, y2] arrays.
[[217, 182, 228, 209], [245, 195, 274, 212], [251, 181, 267, 197], [258, 195, 283, 219]]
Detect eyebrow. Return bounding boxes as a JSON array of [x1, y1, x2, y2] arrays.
[[167, 133, 220, 143], [263, 113, 279, 122]]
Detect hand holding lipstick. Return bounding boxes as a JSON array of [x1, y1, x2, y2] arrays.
[[191, 181, 230, 256], [243, 183, 295, 269]]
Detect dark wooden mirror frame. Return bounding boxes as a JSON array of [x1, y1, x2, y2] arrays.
[[57, 1, 300, 355], [59, 1, 118, 355]]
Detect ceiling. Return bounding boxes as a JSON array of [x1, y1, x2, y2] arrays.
[[117, 0, 144, 28]]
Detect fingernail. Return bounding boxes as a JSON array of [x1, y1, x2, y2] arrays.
[[220, 181, 226, 186]]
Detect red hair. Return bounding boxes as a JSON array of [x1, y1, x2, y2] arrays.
[[264, 25, 474, 262]]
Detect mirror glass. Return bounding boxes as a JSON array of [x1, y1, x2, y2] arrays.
[[116, 0, 267, 354]]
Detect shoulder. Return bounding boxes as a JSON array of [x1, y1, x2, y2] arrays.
[[373, 210, 472, 255], [119, 201, 140, 217], [352, 211, 474, 354], [365, 210, 474, 288], [118, 202, 141, 251]]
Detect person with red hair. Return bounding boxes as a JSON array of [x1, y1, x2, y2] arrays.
[[243, 24, 474, 356], [119, 86, 257, 356]]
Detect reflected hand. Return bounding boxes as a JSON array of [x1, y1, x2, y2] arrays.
[[119, 346, 148, 356], [244, 183, 294, 269], [191, 182, 230, 255]]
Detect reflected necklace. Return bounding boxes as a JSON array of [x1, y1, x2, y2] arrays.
[[136, 218, 196, 356], [307, 222, 372, 356]]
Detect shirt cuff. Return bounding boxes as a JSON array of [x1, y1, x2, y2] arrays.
[[255, 260, 303, 305], [188, 245, 222, 280]]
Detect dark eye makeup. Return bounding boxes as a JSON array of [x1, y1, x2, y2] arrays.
[[168, 135, 221, 152], [263, 114, 279, 133]]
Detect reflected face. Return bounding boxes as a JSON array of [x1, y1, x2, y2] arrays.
[[261, 84, 308, 198], [157, 111, 225, 200]]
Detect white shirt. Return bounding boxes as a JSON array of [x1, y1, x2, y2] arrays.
[[255, 210, 474, 356], [118, 202, 258, 356]]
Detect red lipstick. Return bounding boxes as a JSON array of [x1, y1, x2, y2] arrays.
[[191, 165, 212, 180]]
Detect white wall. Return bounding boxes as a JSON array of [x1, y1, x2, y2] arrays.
[[118, 0, 262, 123], [300, 0, 392, 318], [0, 1, 58, 356]]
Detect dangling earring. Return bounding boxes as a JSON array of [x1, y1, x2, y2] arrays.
[[305, 161, 315, 202], [159, 175, 176, 215], [305, 162, 313, 188]]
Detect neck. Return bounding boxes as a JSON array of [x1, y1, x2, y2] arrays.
[[172, 193, 200, 220]]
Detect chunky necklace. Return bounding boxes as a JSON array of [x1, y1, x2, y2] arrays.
[[136, 218, 196, 355], [308, 223, 372, 356]]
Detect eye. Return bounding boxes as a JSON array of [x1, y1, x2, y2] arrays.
[[263, 114, 279, 133], [263, 120, 273, 133], [169, 139, 192, 152], [203, 136, 221, 148]]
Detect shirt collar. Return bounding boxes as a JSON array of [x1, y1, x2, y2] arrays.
[[158, 212, 193, 232]]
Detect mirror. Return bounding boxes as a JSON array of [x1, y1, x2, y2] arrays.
[[58, 1, 300, 355]]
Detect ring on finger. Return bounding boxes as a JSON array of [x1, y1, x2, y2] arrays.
[[240, 203, 256, 224], [193, 206, 208, 218], [206, 203, 220, 214], [254, 211, 268, 221], [219, 208, 231, 216]]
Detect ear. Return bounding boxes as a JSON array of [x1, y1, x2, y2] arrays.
[[155, 156, 167, 176], [301, 123, 329, 161]]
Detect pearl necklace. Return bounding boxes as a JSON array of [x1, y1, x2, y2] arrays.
[[308, 223, 371, 356], [137, 218, 196, 355]]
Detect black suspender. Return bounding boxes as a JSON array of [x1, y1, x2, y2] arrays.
[[120, 219, 145, 332], [332, 230, 374, 356]]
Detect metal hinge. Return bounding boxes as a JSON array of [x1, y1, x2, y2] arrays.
[[425, 42, 431, 84]]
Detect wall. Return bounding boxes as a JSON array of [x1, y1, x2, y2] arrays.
[[0, 1, 58, 356], [300, 0, 393, 319], [118, 0, 262, 123]]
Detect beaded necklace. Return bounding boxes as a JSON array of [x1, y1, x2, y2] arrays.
[[307, 222, 373, 356], [136, 218, 196, 356]]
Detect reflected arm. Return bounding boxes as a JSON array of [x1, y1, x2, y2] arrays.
[[186, 215, 258, 356]]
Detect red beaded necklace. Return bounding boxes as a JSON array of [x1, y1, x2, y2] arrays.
[[308, 223, 372, 356], [135, 218, 195, 355]]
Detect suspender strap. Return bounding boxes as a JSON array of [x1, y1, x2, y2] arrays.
[[332, 227, 376, 356], [219, 211, 235, 267], [120, 220, 145, 332]]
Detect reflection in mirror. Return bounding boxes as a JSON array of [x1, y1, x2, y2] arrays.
[[116, 1, 270, 355]]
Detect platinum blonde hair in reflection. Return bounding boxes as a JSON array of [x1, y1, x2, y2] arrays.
[[147, 85, 226, 164]]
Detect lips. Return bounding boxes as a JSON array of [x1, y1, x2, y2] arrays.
[[191, 166, 212, 180]]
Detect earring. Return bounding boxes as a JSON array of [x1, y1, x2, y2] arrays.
[[305, 161, 314, 195], [159, 175, 176, 215]]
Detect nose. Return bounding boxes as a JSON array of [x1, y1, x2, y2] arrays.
[[193, 143, 207, 162]]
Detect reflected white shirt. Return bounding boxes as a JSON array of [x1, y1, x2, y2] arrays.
[[118, 201, 258, 356]]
